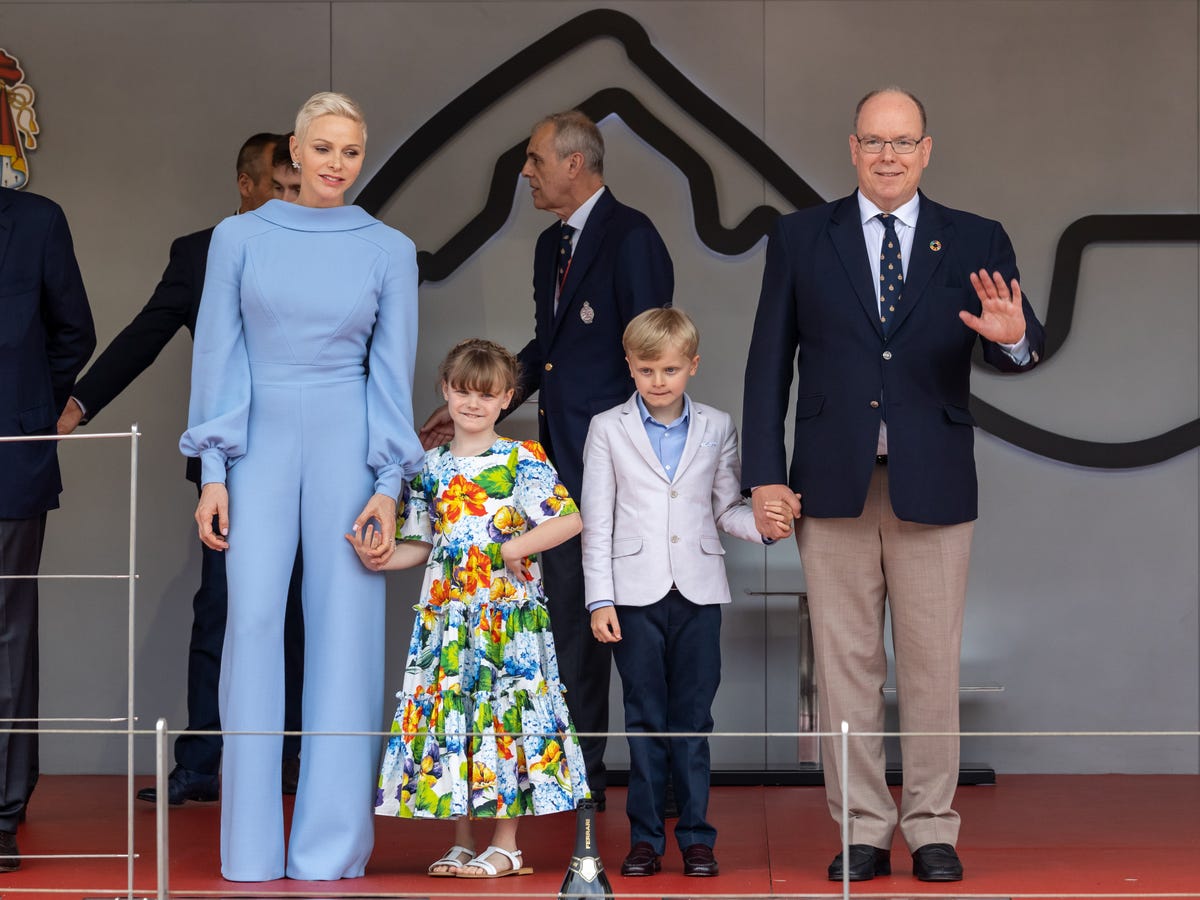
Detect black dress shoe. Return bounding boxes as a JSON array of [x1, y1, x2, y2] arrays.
[[828, 844, 890, 881], [620, 841, 661, 876], [0, 830, 19, 872], [281, 756, 300, 795], [912, 843, 962, 882], [136, 765, 219, 806], [682, 843, 719, 877]]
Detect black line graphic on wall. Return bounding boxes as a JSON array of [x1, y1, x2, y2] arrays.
[[357, 8, 1199, 470]]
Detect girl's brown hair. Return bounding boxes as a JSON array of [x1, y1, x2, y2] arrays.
[[438, 338, 521, 396]]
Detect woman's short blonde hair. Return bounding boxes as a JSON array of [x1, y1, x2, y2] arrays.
[[295, 91, 367, 143], [622, 307, 699, 360]]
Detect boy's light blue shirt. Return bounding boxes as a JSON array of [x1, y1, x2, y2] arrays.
[[636, 392, 691, 480]]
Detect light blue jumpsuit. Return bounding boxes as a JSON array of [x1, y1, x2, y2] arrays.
[[180, 200, 422, 881]]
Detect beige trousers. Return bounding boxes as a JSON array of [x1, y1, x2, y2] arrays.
[[797, 463, 973, 850]]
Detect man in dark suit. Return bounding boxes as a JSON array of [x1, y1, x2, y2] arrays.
[[0, 186, 96, 870], [57, 133, 305, 806], [742, 88, 1044, 884], [421, 110, 673, 806]]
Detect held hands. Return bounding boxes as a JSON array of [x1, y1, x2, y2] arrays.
[[345, 523, 390, 571], [591, 606, 622, 643], [961, 269, 1027, 345], [352, 493, 398, 567], [195, 482, 230, 551], [418, 405, 454, 451], [752, 484, 802, 541]]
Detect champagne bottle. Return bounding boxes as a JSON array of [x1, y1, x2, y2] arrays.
[[558, 800, 613, 899]]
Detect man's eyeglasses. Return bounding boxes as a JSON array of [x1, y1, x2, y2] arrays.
[[855, 136, 925, 155]]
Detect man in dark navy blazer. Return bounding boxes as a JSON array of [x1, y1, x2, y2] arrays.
[[742, 88, 1044, 884], [421, 111, 673, 805], [0, 186, 95, 869], [57, 133, 306, 806]]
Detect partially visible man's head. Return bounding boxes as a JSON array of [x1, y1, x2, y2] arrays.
[[521, 110, 605, 220], [236, 132, 283, 213], [849, 87, 932, 213], [271, 132, 302, 203]]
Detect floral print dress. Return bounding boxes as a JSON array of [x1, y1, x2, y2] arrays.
[[375, 438, 591, 819]]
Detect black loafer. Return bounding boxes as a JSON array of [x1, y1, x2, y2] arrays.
[[135, 765, 219, 806], [682, 843, 719, 877], [828, 844, 890, 881], [620, 841, 661, 876], [912, 843, 963, 882]]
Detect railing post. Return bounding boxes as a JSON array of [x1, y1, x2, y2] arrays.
[[841, 720, 850, 900], [156, 717, 169, 900], [127, 424, 140, 899]]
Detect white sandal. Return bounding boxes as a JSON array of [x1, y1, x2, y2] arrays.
[[457, 845, 534, 878], [428, 844, 475, 877]]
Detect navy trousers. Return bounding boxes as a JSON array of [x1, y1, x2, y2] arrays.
[[612, 589, 720, 853], [0, 515, 44, 833]]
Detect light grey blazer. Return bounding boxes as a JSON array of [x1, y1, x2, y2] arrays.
[[581, 393, 761, 607]]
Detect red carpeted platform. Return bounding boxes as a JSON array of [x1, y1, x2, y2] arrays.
[[4, 774, 1198, 898]]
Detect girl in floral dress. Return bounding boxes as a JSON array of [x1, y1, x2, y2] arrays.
[[346, 338, 589, 878]]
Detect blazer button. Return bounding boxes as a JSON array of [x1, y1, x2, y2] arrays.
[[670, 490, 679, 498], [538, 408, 544, 416], [882, 350, 893, 360], [544, 363, 553, 372], [869, 400, 880, 409], [671, 535, 680, 544]]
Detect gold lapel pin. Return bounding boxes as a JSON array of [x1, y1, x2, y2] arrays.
[[929, 239, 942, 252]]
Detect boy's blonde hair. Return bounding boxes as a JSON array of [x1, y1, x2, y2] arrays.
[[622, 307, 699, 359], [438, 338, 520, 396]]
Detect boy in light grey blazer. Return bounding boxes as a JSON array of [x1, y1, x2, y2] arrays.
[[581, 308, 789, 879]]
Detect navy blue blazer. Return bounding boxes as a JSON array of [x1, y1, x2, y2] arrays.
[[73, 227, 212, 485], [0, 188, 96, 518], [742, 191, 1045, 526], [514, 188, 673, 498]]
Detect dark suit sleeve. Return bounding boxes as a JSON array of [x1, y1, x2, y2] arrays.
[[41, 204, 95, 411], [513, 336, 542, 412], [976, 221, 1046, 373], [741, 218, 799, 491], [613, 221, 673, 322], [73, 234, 197, 420]]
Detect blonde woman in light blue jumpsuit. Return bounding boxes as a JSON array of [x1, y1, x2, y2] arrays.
[[181, 93, 422, 882]]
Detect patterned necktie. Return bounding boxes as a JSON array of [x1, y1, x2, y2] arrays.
[[878, 213, 903, 334], [557, 223, 576, 292]]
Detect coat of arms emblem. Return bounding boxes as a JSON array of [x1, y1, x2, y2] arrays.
[[0, 50, 38, 189]]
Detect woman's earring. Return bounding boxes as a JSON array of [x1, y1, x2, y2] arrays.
[[292, 160, 300, 170]]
